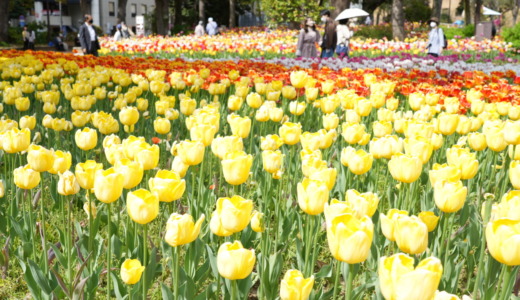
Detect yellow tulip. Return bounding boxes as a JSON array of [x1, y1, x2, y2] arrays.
[[250, 211, 264, 233], [433, 291, 461, 300], [309, 166, 337, 191], [119, 106, 139, 126], [180, 97, 197, 115], [154, 117, 171, 135], [114, 158, 144, 189], [279, 122, 302, 145], [485, 125, 507, 152], [438, 113, 459, 135], [190, 123, 218, 147], [404, 136, 433, 164], [486, 219, 520, 266], [171, 156, 189, 178], [260, 134, 283, 151], [246, 92, 263, 108], [345, 189, 380, 217], [120, 259, 145, 285], [323, 113, 339, 130], [509, 160, 520, 190], [280, 269, 314, 300], [342, 123, 366, 145], [148, 169, 186, 202], [446, 146, 479, 180], [467, 132, 487, 151], [134, 143, 160, 171], [346, 149, 373, 175], [217, 241, 256, 280], [255, 106, 270, 122], [380, 209, 409, 242], [14, 165, 41, 190], [388, 153, 422, 183], [75, 160, 103, 190], [221, 151, 253, 185], [126, 189, 159, 225], [227, 95, 244, 111], [281, 86, 297, 100], [3, 128, 30, 153], [210, 195, 253, 235], [57, 170, 80, 196], [0, 180, 4, 198], [269, 107, 284, 122], [165, 213, 205, 247], [429, 163, 461, 187], [289, 101, 307, 116], [297, 178, 329, 215], [227, 114, 251, 139], [419, 211, 440, 232], [379, 254, 443, 300], [369, 135, 402, 159], [93, 168, 124, 204], [305, 87, 319, 102], [290, 71, 308, 89], [27, 144, 55, 172], [211, 135, 243, 159], [434, 180, 467, 213], [262, 150, 283, 174], [75, 127, 98, 151], [15, 97, 30, 111], [177, 140, 205, 166], [327, 213, 373, 264], [372, 121, 393, 138], [355, 99, 372, 117], [19, 115, 36, 130], [394, 215, 428, 255]]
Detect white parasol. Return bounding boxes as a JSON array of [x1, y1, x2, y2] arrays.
[[335, 8, 369, 21], [483, 6, 501, 16]]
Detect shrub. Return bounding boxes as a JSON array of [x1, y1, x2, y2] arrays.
[[502, 23, 520, 49], [443, 24, 474, 39], [404, 0, 432, 23], [354, 24, 393, 40]]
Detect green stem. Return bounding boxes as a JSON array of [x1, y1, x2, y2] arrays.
[[345, 263, 355, 300], [172, 246, 179, 300], [67, 195, 72, 293], [231, 279, 239, 300], [443, 213, 454, 270], [499, 265, 513, 300], [142, 224, 148, 300], [40, 181, 49, 274], [472, 199, 493, 298], [107, 203, 112, 300], [332, 259, 341, 300], [87, 190, 93, 273]]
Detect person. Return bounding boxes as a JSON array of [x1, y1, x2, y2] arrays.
[[79, 14, 100, 56], [121, 22, 134, 39], [195, 21, 205, 37], [296, 19, 320, 58], [365, 16, 372, 26], [427, 17, 444, 58], [206, 17, 218, 36], [319, 10, 337, 58], [336, 19, 353, 58], [114, 24, 123, 41], [54, 33, 65, 51], [22, 26, 30, 50], [28, 29, 35, 50]]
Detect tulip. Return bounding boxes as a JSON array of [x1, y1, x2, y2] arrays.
[[446, 146, 479, 180], [388, 153, 422, 183], [75, 160, 103, 190], [486, 219, 520, 266], [250, 211, 264, 233], [177, 140, 205, 166], [297, 178, 329, 215], [165, 213, 205, 247], [135, 143, 160, 170], [217, 241, 256, 280], [190, 123, 218, 147], [491, 191, 520, 221], [467, 132, 487, 151], [48, 150, 72, 175], [148, 170, 186, 202], [94, 168, 125, 204], [404, 136, 433, 164], [342, 123, 366, 145], [120, 259, 145, 285], [19, 115, 36, 130], [14, 165, 41, 190], [210, 195, 253, 235], [228, 95, 244, 111], [269, 107, 284, 122], [255, 106, 270, 122], [394, 215, 428, 255], [434, 180, 467, 213], [308, 166, 337, 191], [279, 122, 302, 145], [75, 127, 98, 151], [355, 99, 372, 117], [114, 158, 144, 189], [433, 291, 461, 300], [227, 114, 251, 139], [221, 151, 253, 185], [485, 125, 507, 152], [289, 101, 307, 116], [154, 117, 171, 135], [0, 180, 4, 198], [280, 269, 314, 300], [369, 135, 402, 159], [15, 97, 30, 111], [345, 189, 380, 217], [327, 213, 373, 264], [260, 134, 283, 151], [282, 86, 297, 100], [419, 211, 440, 232], [379, 254, 443, 300], [346, 149, 373, 175], [262, 150, 283, 174], [438, 113, 459, 135], [27, 144, 55, 172], [126, 189, 159, 225], [373, 121, 393, 138], [180, 97, 196, 115], [211, 135, 243, 159], [429, 163, 461, 187], [380, 209, 409, 242], [246, 92, 262, 108], [119, 106, 140, 127], [55, 171, 80, 196], [290, 71, 308, 89], [509, 160, 520, 190]]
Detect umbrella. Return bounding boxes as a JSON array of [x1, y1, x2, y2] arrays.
[[483, 6, 501, 16], [335, 8, 369, 21]]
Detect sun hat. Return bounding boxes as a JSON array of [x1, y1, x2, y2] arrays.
[[429, 17, 439, 24], [320, 9, 331, 16]]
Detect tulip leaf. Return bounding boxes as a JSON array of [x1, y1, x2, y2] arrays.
[[85, 267, 102, 299], [51, 268, 71, 298], [237, 274, 253, 300], [72, 277, 89, 300], [110, 235, 122, 258], [161, 283, 174, 300], [314, 263, 332, 279], [110, 272, 126, 300], [194, 260, 211, 283], [28, 259, 53, 295], [205, 244, 219, 279], [49, 244, 67, 268], [178, 267, 196, 299]]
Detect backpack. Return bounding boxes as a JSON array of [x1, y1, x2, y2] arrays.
[[439, 28, 448, 49]]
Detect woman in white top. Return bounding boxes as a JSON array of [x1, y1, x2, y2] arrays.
[[336, 19, 353, 58], [114, 24, 122, 41], [427, 17, 445, 57]]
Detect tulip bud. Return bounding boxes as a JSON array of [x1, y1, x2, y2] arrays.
[[280, 269, 314, 300], [165, 213, 205, 247], [126, 189, 159, 225], [250, 211, 264, 233], [327, 213, 373, 263], [14, 164, 41, 190], [57, 171, 81, 196], [217, 241, 256, 280], [120, 259, 145, 285]]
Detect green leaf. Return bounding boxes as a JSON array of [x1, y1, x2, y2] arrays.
[[28, 259, 53, 295], [161, 283, 174, 300]]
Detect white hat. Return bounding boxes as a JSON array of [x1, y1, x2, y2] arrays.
[[208, 17, 213, 22]]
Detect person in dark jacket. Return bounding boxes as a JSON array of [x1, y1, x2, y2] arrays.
[[79, 14, 100, 56], [319, 9, 337, 58]]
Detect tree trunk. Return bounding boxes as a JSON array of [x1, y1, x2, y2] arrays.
[[464, 0, 471, 25], [331, 0, 351, 20], [117, 0, 128, 24], [80, 0, 91, 16], [0, 0, 8, 43], [431, 0, 442, 21], [391, 0, 405, 40], [229, 0, 236, 28], [513, 0, 520, 24], [474, 0, 482, 25], [46, 0, 51, 42], [155, 0, 169, 35], [173, 0, 182, 30], [198, 0, 205, 22]]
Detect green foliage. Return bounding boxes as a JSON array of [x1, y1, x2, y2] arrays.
[[502, 22, 520, 49], [354, 24, 393, 39], [443, 24, 475, 39], [8, 21, 46, 44], [403, 0, 432, 23], [260, 0, 330, 27]]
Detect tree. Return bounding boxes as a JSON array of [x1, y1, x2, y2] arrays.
[[173, 0, 182, 30], [80, 0, 91, 17], [431, 0, 441, 20], [464, 0, 471, 25], [331, 0, 350, 19], [475, 0, 482, 25], [391, 0, 405, 40], [0, 0, 8, 43], [118, 0, 128, 23], [155, 0, 169, 35], [260, 0, 329, 27], [229, 0, 236, 27], [198, 0, 205, 22]]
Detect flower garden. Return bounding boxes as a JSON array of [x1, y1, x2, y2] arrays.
[[1, 25, 520, 300]]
